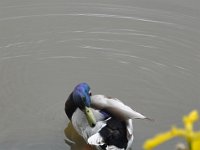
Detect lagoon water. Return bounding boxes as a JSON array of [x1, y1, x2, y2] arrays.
[[0, 0, 200, 149]]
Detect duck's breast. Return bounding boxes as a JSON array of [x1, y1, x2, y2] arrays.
[[71, 108, 106, 140]]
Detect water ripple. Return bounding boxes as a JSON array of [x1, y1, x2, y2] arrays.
[[0, 13, 178, 26], [0, 54, 31, 61], [88, 31, 157, 38], [114, 52, 168, 68], [56, 38, 133, 44], [38, 56, 87, 60], [80, 45, 126, 53]]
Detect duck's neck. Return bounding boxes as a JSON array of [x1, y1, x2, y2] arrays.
[[65, 92, 78, 120]]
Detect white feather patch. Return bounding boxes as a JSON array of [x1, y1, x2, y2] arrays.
[[106, 145, 125, 150], [88, 133, 105, 146]]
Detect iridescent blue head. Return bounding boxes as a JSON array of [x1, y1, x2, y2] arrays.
[[72, 82, 92, 110]]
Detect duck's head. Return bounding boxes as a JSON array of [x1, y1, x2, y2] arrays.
[[73, 82, 92, 108], [73, 82, 96, 127]]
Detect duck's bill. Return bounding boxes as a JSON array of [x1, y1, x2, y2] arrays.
[[84, 107, 96, 127]]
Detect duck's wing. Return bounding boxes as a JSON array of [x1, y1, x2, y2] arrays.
[[88, 117, 134, 150], [91, 95, 152, 121], [126, 119, 134, 149]]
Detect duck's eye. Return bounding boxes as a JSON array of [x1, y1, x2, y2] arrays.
[[89, 90, 92, 96]]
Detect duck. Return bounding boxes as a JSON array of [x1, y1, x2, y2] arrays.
[[65, 82, 152, 150]]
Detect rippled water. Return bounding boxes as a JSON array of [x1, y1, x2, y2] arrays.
[[0, 0, 200, 150]]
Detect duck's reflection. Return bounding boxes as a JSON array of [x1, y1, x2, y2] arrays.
[[64, 122, 95, 150]]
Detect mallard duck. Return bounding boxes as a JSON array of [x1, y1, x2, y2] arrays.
[[65, 82, 151, 150]]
